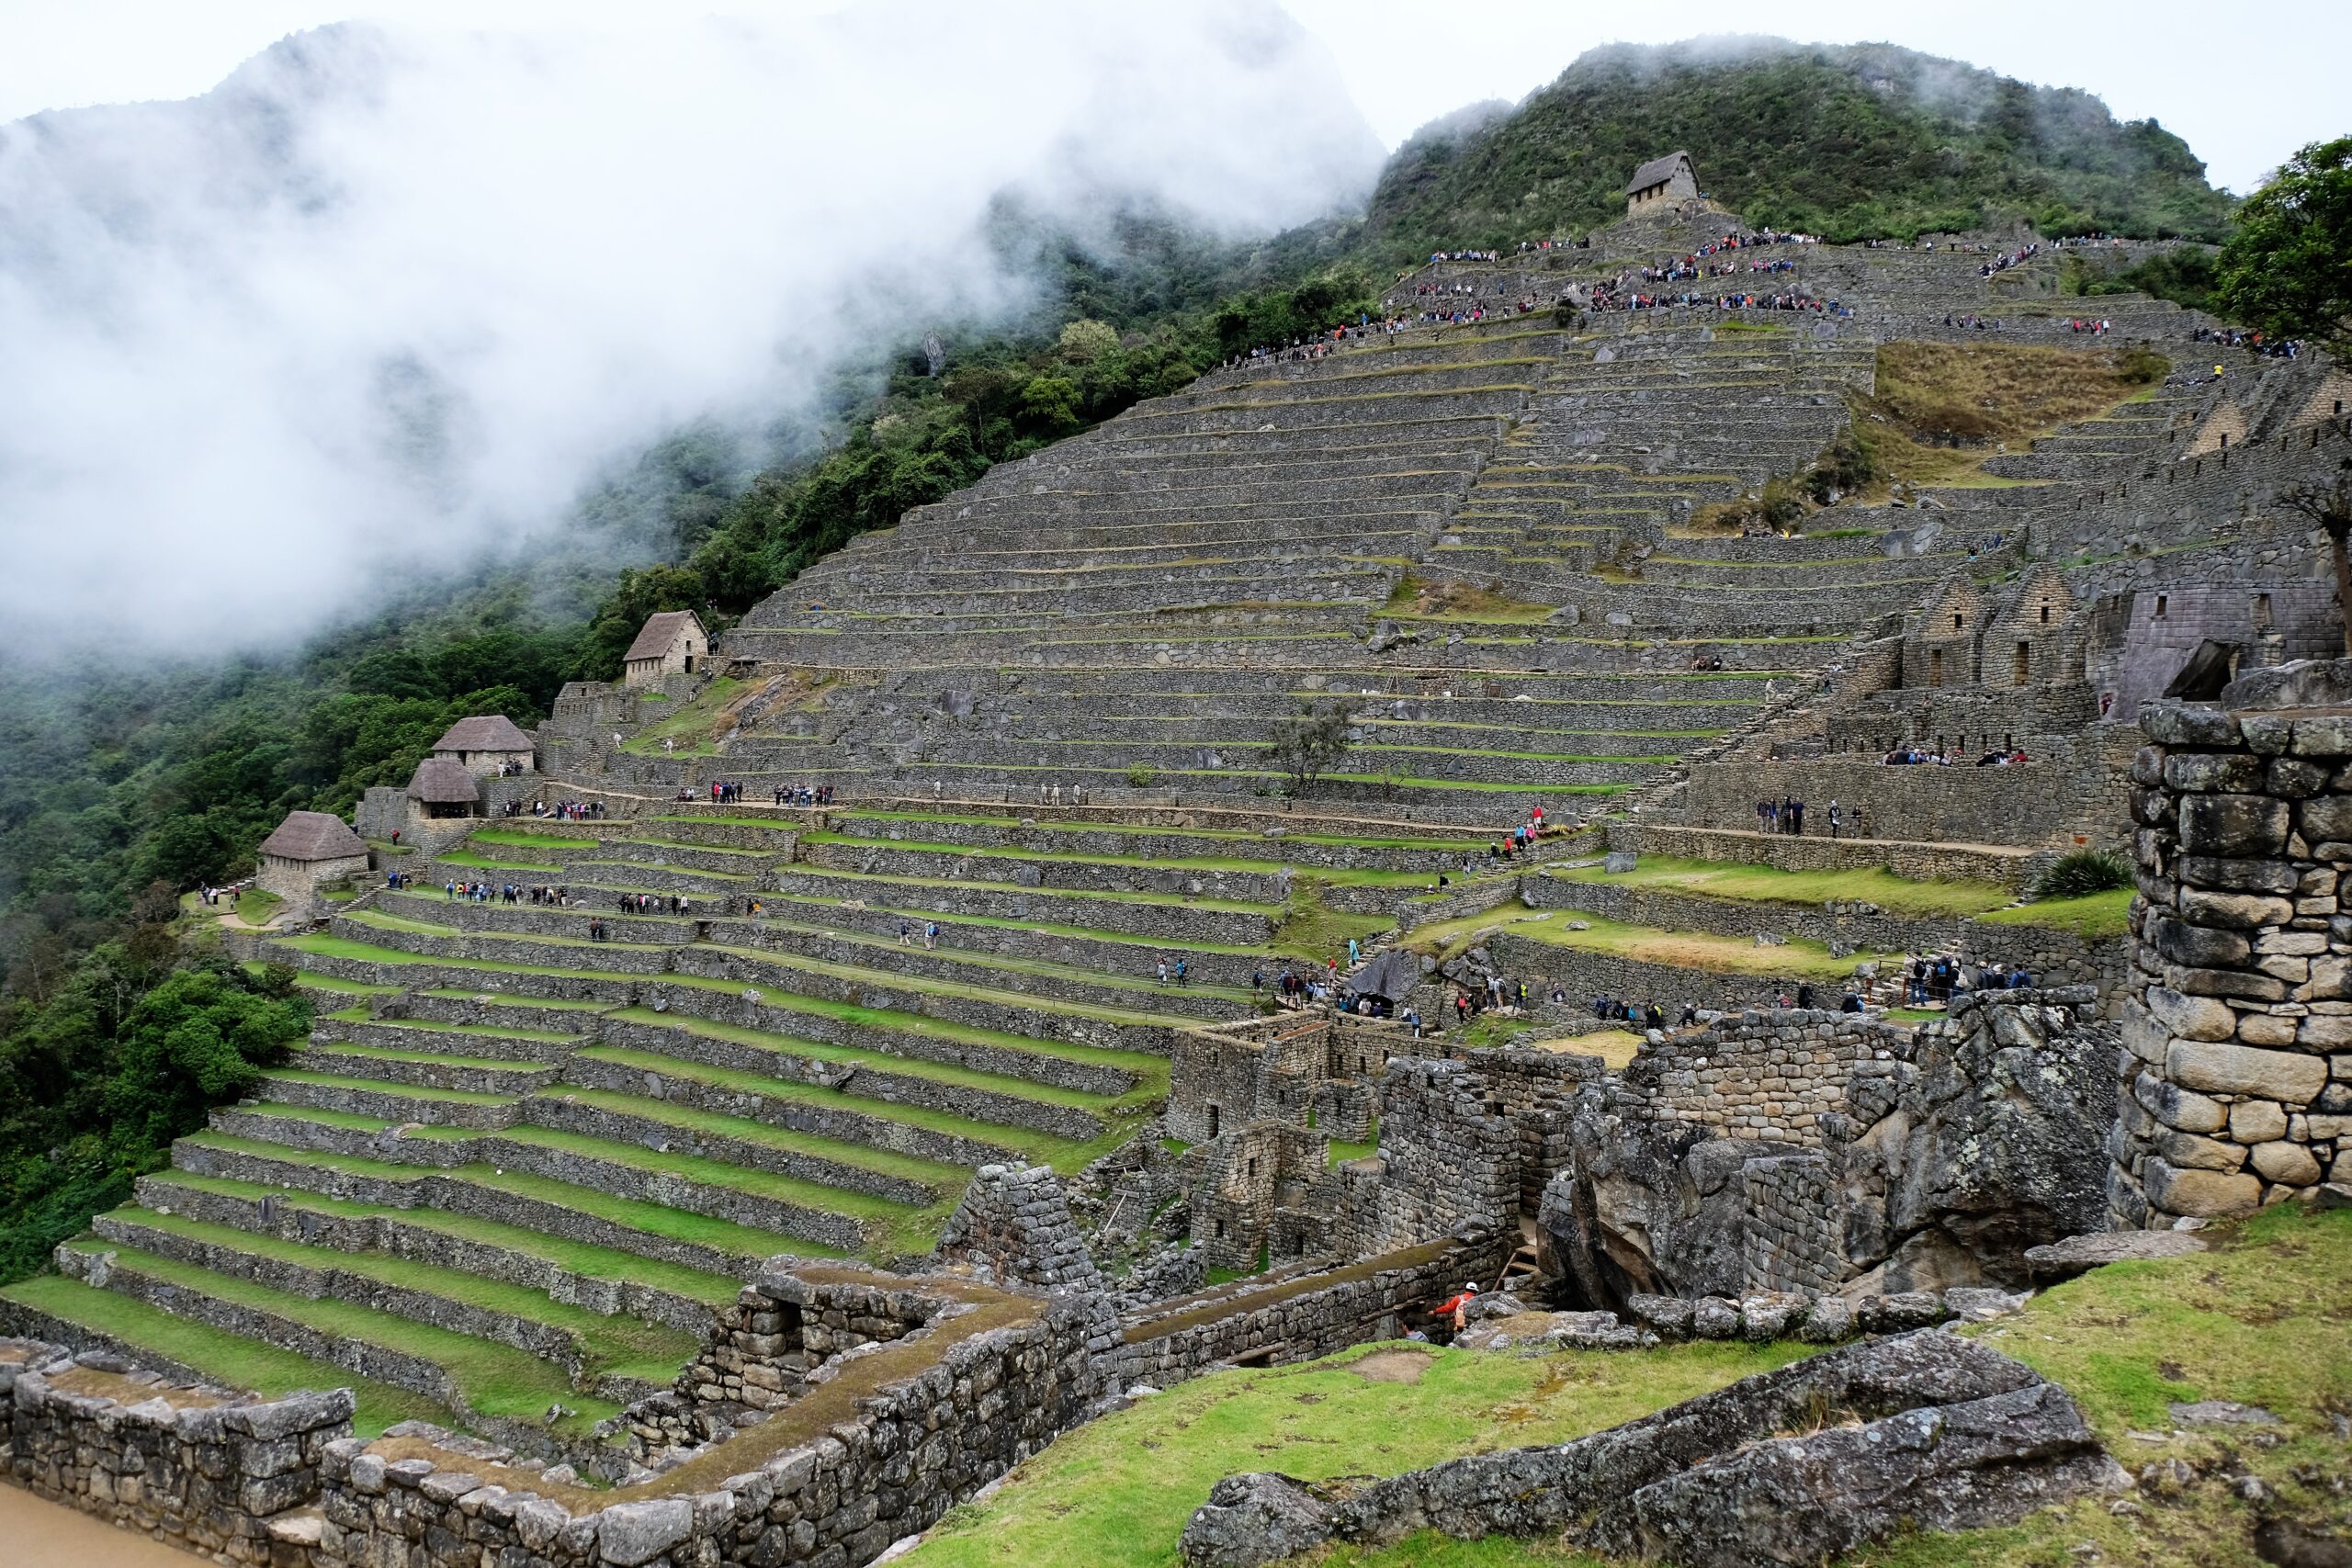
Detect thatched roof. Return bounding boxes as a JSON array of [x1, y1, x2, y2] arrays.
[[625, 609, 706, 663], [258, 810, 368, 863], [1624, 152, 1692, 195], [406, 755, 481, 805], [432, 715, 533, 753]]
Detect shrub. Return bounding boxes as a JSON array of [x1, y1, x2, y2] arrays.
[[1125, 764, 1157, 788], [2032, 850, 2131, 900]]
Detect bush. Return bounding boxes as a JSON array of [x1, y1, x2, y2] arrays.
[[1125, 765, 1157, 788], [2032, 850, 2131, 900]]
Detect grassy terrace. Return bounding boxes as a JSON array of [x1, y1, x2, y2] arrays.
[[174, 1132, 816, 1262], [580, 1043, 1141, 1175], [738, 916, 1258, 1006], [1407, 906, 1875, 984], [763, 863, 1284, 918], [0, 1275, 449, 1438], [831, 810, 1481, 853], [139, 1171, 741, 1304], [1974, 886, 2133, 939], [744, 888, 1299, 962], [800, 829, 1441, 888], [1548, 854, 2011, 918], [469, 829, 600, 850], [92, 1208, 698, 1378], [50, 1238, 632, 1438]]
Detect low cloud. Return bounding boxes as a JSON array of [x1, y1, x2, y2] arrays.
[[0, 0, 1382, 655]]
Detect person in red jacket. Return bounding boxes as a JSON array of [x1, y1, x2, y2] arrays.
[[1430, 1282, 1480, 1336]]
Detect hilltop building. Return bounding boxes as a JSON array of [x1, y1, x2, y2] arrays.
[[1624, 151, 1698, 214], [431, 715, 536, 776], [625, 609, 710, 686], [252, 810, 369, 902]]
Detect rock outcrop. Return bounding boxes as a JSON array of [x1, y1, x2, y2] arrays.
[[1178, 1331, 2127, 1567]]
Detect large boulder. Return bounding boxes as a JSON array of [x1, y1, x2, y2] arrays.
[[1173, 1332, 2124, 1568]]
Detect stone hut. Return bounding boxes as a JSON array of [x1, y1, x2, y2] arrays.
[[1905, 580, 1987, 689], [405, 755, 481, 820], [624, 609, 710, 687], [2185, 399, 2248, 457], [430, 715, 535, 776], [253, 810, 369, 901], [1984, 566, 2084, 690], [1624, 152, 1698, 215]]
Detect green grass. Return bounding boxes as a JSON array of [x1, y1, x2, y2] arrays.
[[623, 675, 748, 756], [1407, 905, 1873, 983], [139, 1171, 741, 1305], [236, 887, 283, 925], [897, 1339, 1804, 1568], [469, 829, 600, 850], [1973, 886, 2132, 939], [175, 1133, 808, 1264], [92, 1209, 698, 1381], [51, 1239, 628, 1436], [900, 1203, 2352, 1568], [1551, 853, 2011, 918], [432, 852, 549, 872], [0, 1274, 450, 1439]]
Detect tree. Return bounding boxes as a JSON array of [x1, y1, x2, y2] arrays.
[[1264, 702, 1355, 796], [2278, 461, 2352, 655], [2214, 137, 2352, 355]]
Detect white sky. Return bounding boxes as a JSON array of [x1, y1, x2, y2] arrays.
[[1, 0, 2342, 193]]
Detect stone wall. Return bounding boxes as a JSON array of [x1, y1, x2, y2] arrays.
[[2, 1337, 350, 1567], [2110, 667, 2352, 1226]]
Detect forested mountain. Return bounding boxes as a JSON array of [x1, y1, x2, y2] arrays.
[[1363, 39, 2236, 252]]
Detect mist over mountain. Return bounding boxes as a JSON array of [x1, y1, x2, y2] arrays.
[[0, 1, 1382, 659]]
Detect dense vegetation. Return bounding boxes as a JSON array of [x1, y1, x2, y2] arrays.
[[1363, 39, 2235, 250]]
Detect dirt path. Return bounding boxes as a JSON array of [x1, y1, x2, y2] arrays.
[[0, 1483, 202, 1565]]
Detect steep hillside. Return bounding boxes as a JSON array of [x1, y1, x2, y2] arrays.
[[1366, 39, 2235, 251]]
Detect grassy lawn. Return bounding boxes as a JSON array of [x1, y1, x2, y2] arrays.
[[236, 887, 284, 925], [1974, 887, 2132, 940], [1408, 906, 1873, 984], [469, 829, 599, 850], [900, 1202, 2351, 1568], [1549, 854, 2011, 919]]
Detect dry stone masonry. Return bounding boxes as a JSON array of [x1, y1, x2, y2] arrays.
[[2112, 659, 2352, 1225]]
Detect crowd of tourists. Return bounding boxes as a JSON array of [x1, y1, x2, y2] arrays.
[[1939, 313, 2005, 330], [1897, 953, 2036, 1004], [2189, 324, 2304, 360], [1881, 745, 2031, 766], [773, 784, 835, 807], [1589, 280, 1849, 317], [1976, 241, 2043, 277], [539, 799, 605, 821]]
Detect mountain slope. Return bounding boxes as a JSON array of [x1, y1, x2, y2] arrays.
[[1365, 38, 2235, 250]]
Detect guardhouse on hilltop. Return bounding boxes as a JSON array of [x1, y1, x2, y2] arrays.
[[431, 714, 536, 776], [1624, 151, 1699, 215], [624, 610, 710, 687], [253, 810, 369, 902]]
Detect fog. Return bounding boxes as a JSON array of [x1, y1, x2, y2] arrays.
[[0, 0, 1382, 656]]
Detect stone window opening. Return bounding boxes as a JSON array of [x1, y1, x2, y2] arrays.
[[2014, 641, 2031, 685], [1247, 1156, 1259, 1182], [2154, 594, 2167, 619], [2004, 732, 2014, 751], [1929, 648, 1944, 686], [2039, 602, 2051, 624], [1207, 1103, 1221, 1140], [2255, 592, 2273, 627], [1951, 613, 1963, 630]]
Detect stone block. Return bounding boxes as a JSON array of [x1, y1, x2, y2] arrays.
[[2144, 987, 2237, 1041], [2177, 890, 2294, 931], [2177, 857, 2300, 895], [2271, 758, 2333, 798], [2168, 966, 2288, 1002], [2166, 1039, 2330, 1102], [2136, 1073, 2228, 1133], [2144, 1159, 2264, 1217], [2291, 713, 2352, 756], [2153, 1129, 2245, 1172], [2301, 795, 2352, 843], [2142, 703, 2240, 747], [2149, 914, 2251, 969], [2251, 1141, 2324, 1186], [2230, 1101, 2290, 1143], [2165, 752, 2266, 794], [2177, 795, 2290, 859]]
